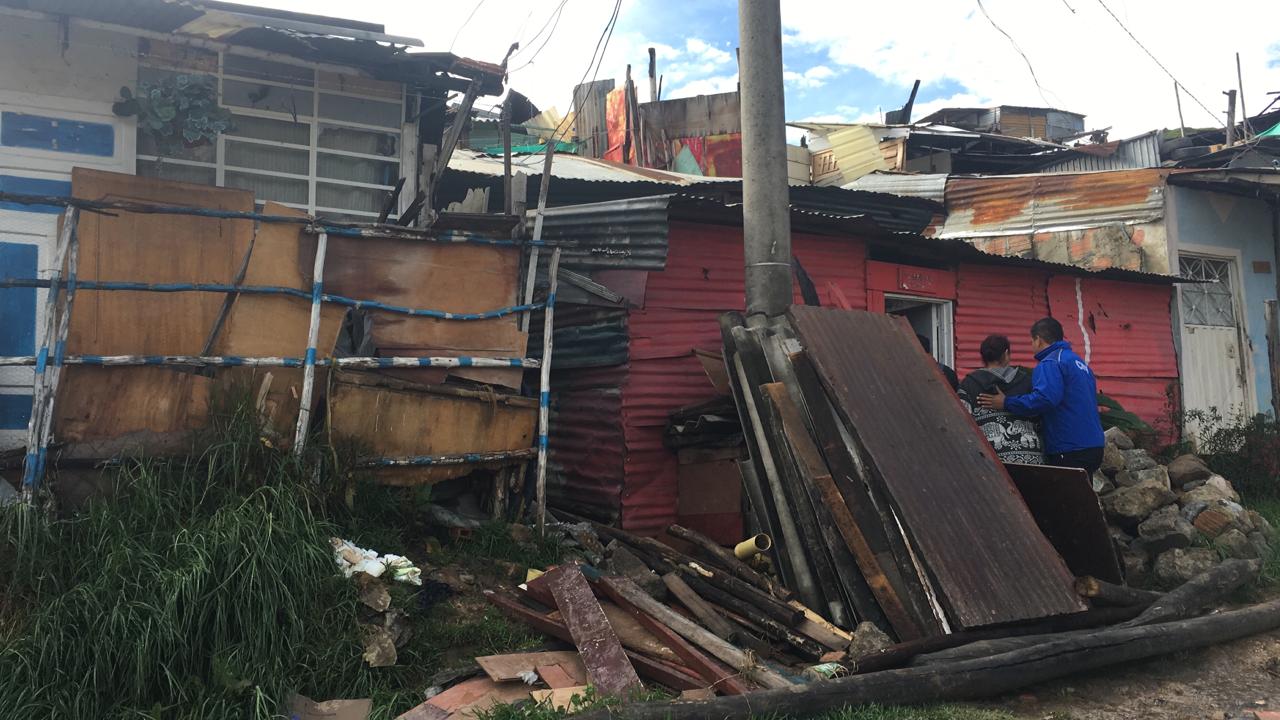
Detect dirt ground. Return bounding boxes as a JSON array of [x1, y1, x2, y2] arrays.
[[988, 625, 1280, 720]]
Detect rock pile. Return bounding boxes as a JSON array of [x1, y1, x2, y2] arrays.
[[1094, 427, 1275, 586]]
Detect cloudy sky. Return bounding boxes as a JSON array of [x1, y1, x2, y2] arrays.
[[253, 0, 1280, 138]]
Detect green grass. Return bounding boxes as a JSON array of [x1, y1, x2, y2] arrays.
[[1250, 497, 1280, 590], [0, 398, 540, 719]]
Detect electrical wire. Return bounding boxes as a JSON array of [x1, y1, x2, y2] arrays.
[[509, 0, 570, 66], [449, 0, 488, 53], [546, 0, 621, 143], [1094, 0, 1223, 126], [508, 0, 570, 74], [975, 0, 1053, 107]]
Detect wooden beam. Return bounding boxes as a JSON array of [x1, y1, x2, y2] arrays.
[[662, 572, 738, 642], [544, 564, 642, 696]]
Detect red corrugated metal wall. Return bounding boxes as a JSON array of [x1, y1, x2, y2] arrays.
[[619, 222, 868, 534], [1047, 276, 1178, 434], [953, 264, 1051, 379]]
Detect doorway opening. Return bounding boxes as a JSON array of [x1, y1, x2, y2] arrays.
[[886, 295, 954, 367]]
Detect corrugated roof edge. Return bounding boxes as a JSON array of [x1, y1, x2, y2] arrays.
[[532, 192, 1181, 284]]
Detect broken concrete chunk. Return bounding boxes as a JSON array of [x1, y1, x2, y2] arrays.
[[1102, 477, 1177, 525], [1216, 528, 1259, 560], [356, 575, 392, 612], [1111, 469, 1138, 488], [1180, 483, 1235, 508], [1154, 547, 1218, 585], [1100, 444, 1126, 477], [1120, 449, 1157, 472], [1166, 454, 1213, 489], [1105, 426, 1135, 450], [1137, 505, 1196, 554], [847, 621, 893, 660], [1092, 470, 1115, 495], [361, 625, 398, 667]]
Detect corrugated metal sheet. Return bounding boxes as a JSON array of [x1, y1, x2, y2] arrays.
[[809, 125, 891, 186], [549, 387, 624, 521], [940, 169, 1171, 239], [1038, 131, 1163, 173], [1046, 275, 1177, 378], [529, 305, 628, 369], [538, 196, 673, 270], [573, 79, 614, 159], [449, 150, 733, 185], [1096, 377, 1178, 443], [843, 172, 949, 202], [953, 264, 1050, 379], [788, 306, 1086, 628]]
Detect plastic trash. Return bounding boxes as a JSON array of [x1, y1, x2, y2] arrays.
[[330, 537, 422, 585]]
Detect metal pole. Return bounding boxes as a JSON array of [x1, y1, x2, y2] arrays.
[[648, 47, 658, 102], [535, 247, 561, 535], [501, 96, 514, 215], [738, 0, 792, 321], [1237, 53, 1251, 140], [293, 231, 329, 455]]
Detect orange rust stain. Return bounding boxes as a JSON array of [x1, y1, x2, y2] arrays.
[[950, 169, 1171, 229]]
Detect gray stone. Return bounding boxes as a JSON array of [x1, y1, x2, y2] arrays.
[[1166, 454, 1213, 489], [847, 621, 893, 660], [1112, 469, 1138, 488], [1120, 546, 1150, 586], [1215, 528, 1259, 560], [1204, 475, 1240, 502], [1154, 548, 1218, 585], [1180, 479, 1207, 492], [1137, 505, 1196, 554], [1181, 500, 1210, 524], [1121, 448, 1157, 472], [1102, 476, 1178, 525], [1247, 510, 1276, 541], [1092, 471, 1115, 495], [1130, 466, 1171, 491], [1100, 443, 1126, 477], [1180, 483, 1234, 508], [1247, 531, 1272, 559], [1105, 426, 1135, 450]]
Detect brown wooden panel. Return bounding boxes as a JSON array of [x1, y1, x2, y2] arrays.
[[788, 306, 1085, 629], [1006, 463, 1124, 584], [543, 564, 642, 696]]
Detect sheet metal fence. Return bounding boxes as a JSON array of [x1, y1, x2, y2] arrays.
[[0, 192, 560, 526]]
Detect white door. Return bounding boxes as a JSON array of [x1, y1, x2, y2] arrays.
[[1178, 254, 1251, 438]]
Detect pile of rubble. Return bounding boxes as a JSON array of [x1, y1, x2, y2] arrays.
[[1094, 427, 1276, 586]]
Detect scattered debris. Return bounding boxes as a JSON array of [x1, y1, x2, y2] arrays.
[[289, 694, 372, 720], [331, 538, 423, 585]]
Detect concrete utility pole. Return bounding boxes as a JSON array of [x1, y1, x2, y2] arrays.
[[1225, 89, 1237, 146], [738, 0, 792, 321]]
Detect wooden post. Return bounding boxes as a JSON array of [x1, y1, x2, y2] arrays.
[[1237, 52, 1250, 140], [418, 144, 437, 227], [535, 247, 561, 534], [21, 206, 77, 497], [648, 47, 658, 102], [521, 139, 557, 333], [1174, 82, 1186, 138], [293, 231, 329, 455], [431, 80, 482, 210], [501, 95, 514, 215], [1225, 89, 1237, 146], [511, 172, 529, 238]]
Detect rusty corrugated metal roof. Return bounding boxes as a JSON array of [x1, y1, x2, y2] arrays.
[[788, 306, 1086, 628], [940, 168, 1172, 239], [844, 172, 948, 202]]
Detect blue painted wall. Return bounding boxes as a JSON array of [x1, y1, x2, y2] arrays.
[[0, 174, 71, 213], [0, 241, 37, 430], [1, 111, 114, 157], [1170, 186, 1276, 415]]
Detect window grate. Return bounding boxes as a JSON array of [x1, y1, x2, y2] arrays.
[[1179, 256, 1236, 327]]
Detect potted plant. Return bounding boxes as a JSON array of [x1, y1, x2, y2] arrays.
[[114, 74, 234, 151]]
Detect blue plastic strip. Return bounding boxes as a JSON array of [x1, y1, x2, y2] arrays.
[[0, 176, 70, 214]]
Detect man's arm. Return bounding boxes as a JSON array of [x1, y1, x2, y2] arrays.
[[1004, 362, 1064, 416]]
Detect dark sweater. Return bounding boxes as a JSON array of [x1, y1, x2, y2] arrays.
[[959, 366, 1044, 465]]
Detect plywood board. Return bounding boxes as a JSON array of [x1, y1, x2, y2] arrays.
[[529, 687, 590, 712], [475, 651, 584, 683], [329, 376, 535, 485], [54, 366, 211, 452], [323, 235, 526, 389]]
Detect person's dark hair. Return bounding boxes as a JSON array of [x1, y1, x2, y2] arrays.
[[1030, 317, 1064, 343], [979, 334, 1011, 363], [916, 333, 932, 354]]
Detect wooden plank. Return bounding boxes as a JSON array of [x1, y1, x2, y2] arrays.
[[600, 575, 753, 696], [329, 378, 535, 486], [599, 576, 791, 690], [788, 307, 1085, 629], [536, 662, 585, 689], [475, 651, 584, 683], [484, 590, 702, 691], [397, 676, 529, 720], [790, 351, 938, 639], [661, 572, 737, 641], [530, 686, 591, 712], [790, 601, 853, 649], [543, 564, 642, 696], [760, 381, 887, 632]]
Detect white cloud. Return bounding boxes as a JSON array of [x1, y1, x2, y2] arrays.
[[668, 73, 740, 99], [778, 0, 1280, 136], [685, 37, 733, 66], [784, 65, 835, 89]]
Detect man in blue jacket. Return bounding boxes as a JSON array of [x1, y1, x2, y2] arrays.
[[978, 317, 1106, 474]]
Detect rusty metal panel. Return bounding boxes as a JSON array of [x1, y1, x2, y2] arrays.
[[1046, 275, 1178, 378], [1038, 131, 1162, 173], [953, 264, 1050, 379], [549, 387, 624, 521], [844, 172, 948, 203], [788, 306, 1086, 628], [1006, 463, 1123, 583], [941, 169, 1170, 239]]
